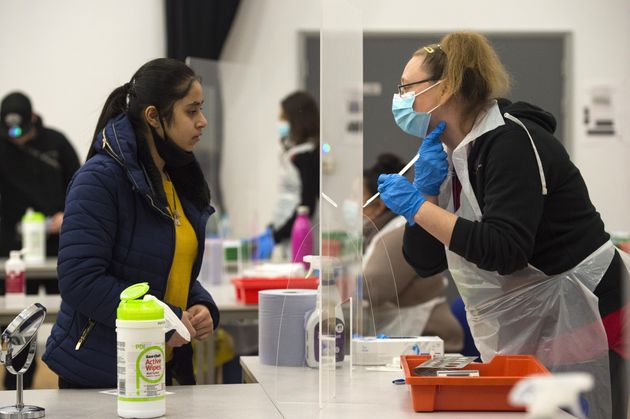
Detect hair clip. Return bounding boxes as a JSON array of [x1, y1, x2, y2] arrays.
[[423, 44, 442, 54], [124, 79, 136, 111]]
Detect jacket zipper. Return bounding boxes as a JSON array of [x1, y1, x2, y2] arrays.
[[101, 130, 124, 166], [75, 319, 95, 350], [105, 127, 175, 222]]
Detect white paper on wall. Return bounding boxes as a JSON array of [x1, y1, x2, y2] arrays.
[[584, 84, 617, 138]]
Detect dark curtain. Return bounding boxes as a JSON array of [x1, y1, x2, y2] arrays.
[[166, 0, 241, 61], [165, 0, 241, 216]]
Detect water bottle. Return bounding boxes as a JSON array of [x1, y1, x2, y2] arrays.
[[5, 250, 26, 308], [116, 283, 166, 419], [21, 208, 45, 263], [199, 238, 224, 287], [291, 206, 313, 269]]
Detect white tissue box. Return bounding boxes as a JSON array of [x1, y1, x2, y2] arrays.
[[241, 263, 305, 278], [352, 336, 444, 366]]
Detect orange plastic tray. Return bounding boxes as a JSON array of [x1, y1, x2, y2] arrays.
[[230, 277, 318, 304], [401, 354, 549, 412]]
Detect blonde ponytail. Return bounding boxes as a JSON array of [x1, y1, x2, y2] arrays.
[[414, 32, 510, 122]]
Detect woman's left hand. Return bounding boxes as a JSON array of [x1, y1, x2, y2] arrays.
[[414, 121, 448, 196], [187, 304, 214, 340]]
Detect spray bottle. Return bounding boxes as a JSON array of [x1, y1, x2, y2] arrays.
[[303, 255, 345, 368], [509, 372, 593, 419], [116, 283, 190, 419]]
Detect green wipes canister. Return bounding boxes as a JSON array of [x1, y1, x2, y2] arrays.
[[116, 283, 166, 418]]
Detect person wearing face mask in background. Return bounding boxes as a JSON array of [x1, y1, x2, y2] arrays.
[[253, 91, 320, 260], [43, 58, 220, 388], [378, 32, 629, 419], [362, 153, 463, 351], [0, 92, 80, 269]]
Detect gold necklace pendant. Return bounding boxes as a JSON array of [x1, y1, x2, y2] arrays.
[[173, 209, 182, 226], [164, 173, 182, 226]]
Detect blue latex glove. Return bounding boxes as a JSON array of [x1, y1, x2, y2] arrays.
[[413, 121, 448, 196], [377, 174, 426, 225], [254, 227, 275, 260]]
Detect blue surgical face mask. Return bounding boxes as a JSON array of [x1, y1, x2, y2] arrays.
[[278, 121, 290, 139], [392, 80, 442, 138]]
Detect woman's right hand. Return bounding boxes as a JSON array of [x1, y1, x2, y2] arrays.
[[167, 310, 197, 348]]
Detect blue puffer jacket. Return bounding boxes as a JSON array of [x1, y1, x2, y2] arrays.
[[43, 114, 219, 387]]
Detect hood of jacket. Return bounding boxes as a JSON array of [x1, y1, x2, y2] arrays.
[[497, 98, 557, 134], [93, 113, 158, 198], [92, 113, 213, 217]]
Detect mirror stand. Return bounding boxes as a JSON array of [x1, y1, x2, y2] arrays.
[[0, 304, 47, 419]]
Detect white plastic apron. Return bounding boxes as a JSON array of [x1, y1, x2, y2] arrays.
[[271, 144, 312, 229], [442, 110, 613, 419]]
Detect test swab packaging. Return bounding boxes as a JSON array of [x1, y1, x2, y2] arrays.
[[352, 336, 443, 366]]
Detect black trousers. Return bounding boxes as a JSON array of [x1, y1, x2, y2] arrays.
[[594, 251, 629, 419], [609, 349, 629, 419]]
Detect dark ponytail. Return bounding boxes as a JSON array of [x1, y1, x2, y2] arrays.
[[86, 85, 128, 160], [363, 153, 405, 196], [281, 91, 320, 145]]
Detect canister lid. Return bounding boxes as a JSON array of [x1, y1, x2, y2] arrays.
[[22, 208, 45, 222], [117, 283, 163, 321], [120, 282, 150, 301]]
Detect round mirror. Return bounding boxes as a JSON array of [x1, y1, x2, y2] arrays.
[[1, 303, 46, 373], [0, 303, 47, 419]]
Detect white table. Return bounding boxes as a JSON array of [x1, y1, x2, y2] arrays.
[[240, 356, 571, 419], [0, 384, 282, 418], [0, 258, 58, 280], [195, 283, 259, 384], [204, 282, 258, 323], [0, 295, 60, 324], [0, 284, 254, 386]]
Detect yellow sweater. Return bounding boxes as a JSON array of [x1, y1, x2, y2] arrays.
[[162, 177, 198, 361]]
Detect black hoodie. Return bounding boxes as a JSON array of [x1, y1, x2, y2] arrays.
[[403, 99, 610, 278], [0, 115, 80, 256]]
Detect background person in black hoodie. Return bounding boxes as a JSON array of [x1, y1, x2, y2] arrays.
[[0, 91, 80, 390], [0, 92, 80, 263], [377, 32, 628, 418]]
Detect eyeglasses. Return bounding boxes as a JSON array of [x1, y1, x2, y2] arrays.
[[397, 78, 437, 95]]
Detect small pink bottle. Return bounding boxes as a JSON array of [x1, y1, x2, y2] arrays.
[[5, 250, 26, 308], [291, 206, 313, 268]]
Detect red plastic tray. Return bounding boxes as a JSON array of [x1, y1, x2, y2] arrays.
[[230, 277, 318, 304], [401, 354, 549, 412]]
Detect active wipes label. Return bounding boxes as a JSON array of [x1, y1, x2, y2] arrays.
[[117, 340, 165, 400]]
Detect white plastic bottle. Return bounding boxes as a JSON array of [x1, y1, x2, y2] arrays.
[[303, 255, 345, 368], [116, 283, 191, 418], [5, 250, 26, 309], [21, 208, 45, 264], [116, 283, 166, 419], [199, 237, 224, 287]]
